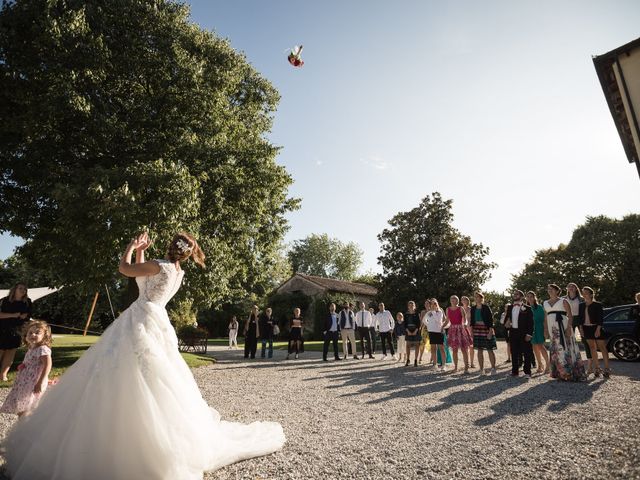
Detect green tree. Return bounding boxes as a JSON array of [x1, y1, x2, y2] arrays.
[[0, 0, 298, 309], [287, 234, 363, 280], [511, 214, 640, 306], [377, 192, 496, 313]]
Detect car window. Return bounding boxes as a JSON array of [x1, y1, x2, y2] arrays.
[[604, 308, 631, 322]]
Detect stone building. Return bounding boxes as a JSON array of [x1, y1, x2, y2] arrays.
[[275, 273, 378, 306]]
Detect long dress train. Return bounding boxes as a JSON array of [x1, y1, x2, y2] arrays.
[[3, 260, 285, 479]]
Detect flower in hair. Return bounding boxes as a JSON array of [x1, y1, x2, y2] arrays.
[[175, 239, 191, 253]]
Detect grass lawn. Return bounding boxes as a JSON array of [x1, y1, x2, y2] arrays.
[[0, 334, 214, 388], [209, 338, 326, 352]]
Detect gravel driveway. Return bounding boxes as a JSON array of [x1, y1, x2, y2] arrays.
[[1, 343, 638, 479]]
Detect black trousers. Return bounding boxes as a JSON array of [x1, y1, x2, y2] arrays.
[[380, 331, 395, 355], [323, 331, 340, 360], [510, 329, 532, 375], [369, 326, 377, 353], [244, 335, 257, 359], [357, 327, 372, 357]]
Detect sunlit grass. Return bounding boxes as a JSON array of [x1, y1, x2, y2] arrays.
[[0, 334, 214, 388]]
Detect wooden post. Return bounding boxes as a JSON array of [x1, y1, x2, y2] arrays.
[[83, 292, 100, 336]]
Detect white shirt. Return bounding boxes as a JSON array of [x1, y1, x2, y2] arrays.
[[511, 303, 521, 329], [355, 310, 373, 328], [329, 312, 338, 332], [375, 310, 395, 333], [426, 310, 444, 332]]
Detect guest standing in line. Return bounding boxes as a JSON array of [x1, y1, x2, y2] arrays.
[[565, 282, 590, 362], [544, 284, 586, 381], [632, 292, 640, 341], [355, 302, 374, 359], [368, 307, 377, 354], [433, 299, 453, 369], [500, 303, 511, 364], [286, 308, 304, 360], [394, 312, 406, 363], [0, 283, 32, 382], [322, 303, 341, 362], [339, 303, 358, 360], [526, 291, 549, 374], [418, 300, 431, 364], [461, 296, 475, 368], [228, 316, 239, 350], [243, 305, 260, 359], [426, 299, 447, 371], [578, 287, 611, 378], [259, 307, 274, 359], [375, 303, 396, 360], [504, 290, 534, 377], [470, 292, 497, 375], [404, 301, 422, 367], [446, 295, 472, 373]]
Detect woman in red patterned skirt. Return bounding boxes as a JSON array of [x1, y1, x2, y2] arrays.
[[446, 295, 473, 373]]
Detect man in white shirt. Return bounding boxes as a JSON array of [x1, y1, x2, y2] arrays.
[[375, 303, 396, 360], [355, 302, 374, 359]]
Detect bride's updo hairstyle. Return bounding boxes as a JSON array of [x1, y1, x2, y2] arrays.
[[167, 233, 206, 268]]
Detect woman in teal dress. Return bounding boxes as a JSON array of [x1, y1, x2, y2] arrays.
[[527, 291, 549, 374]]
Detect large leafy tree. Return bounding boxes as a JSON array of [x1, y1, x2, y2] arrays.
[[0, 0, 298, 309], [511, 214, 640, 306], [287, 233, 363, 281], [377, 192, 496, 312]]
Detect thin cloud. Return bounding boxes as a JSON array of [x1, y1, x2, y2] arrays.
[[360, 155, 390, 171]]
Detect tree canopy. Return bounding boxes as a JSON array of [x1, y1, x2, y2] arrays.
[[377, 192, 496, 312], [511, 214, 640, 306], [287, 233, 363, 281], [0, 0, 298, 308]]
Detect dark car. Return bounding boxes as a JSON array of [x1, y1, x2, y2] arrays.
[[602, 304, 640, 362]]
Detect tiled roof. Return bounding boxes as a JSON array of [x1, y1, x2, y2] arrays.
[[296, 273, 378, 296]]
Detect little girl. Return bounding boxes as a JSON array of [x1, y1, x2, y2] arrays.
[[0, 320, 53, 417], [394, 312, 406, 363]]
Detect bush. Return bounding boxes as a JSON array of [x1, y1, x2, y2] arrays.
[[168, 298, 198, 332]]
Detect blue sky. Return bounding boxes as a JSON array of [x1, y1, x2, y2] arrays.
[[2, 0, 640, 292]]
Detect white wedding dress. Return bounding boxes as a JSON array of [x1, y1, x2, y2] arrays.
[[3, 260, 285, 479]]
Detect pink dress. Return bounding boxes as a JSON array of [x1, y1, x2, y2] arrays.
[[0, 345, 51, 414], [446, 307, 473, 349]]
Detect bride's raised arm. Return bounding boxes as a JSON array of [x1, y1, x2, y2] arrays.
[[119, 233, 161, 278]]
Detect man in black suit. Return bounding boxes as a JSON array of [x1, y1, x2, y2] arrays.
[[322, 303, 341, 361], [504, 289, 534, 377]]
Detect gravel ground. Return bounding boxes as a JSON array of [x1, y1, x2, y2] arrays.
[[0, 343, 638, 479]]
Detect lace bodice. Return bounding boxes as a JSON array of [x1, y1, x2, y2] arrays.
[[135, 259, 184, 307]]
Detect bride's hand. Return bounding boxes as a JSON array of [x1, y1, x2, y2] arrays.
[[137, 232, 153, 251], [130, 232, 152, 250]]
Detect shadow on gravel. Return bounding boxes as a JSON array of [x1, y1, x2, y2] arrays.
[[473, 379, 605, 426]]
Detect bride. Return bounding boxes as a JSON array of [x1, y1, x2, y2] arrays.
[[3, 232, 286, 479]]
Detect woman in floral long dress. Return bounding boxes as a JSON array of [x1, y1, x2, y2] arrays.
[[543, 284, 586, 381]]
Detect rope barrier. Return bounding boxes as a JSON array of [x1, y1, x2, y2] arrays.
[[47, 322, 102, 336]]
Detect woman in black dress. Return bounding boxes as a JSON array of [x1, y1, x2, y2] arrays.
[[404, 301, 422, 367], [0, 283, 32, 381], [287, 308, 304, 360], [243, 305, 260, 359]]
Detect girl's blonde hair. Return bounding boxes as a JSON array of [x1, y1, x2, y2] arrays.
[[22, 320, 52, 348]]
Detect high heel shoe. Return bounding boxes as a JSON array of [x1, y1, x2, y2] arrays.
[[594, 368, 601, 378], [603, 368, 611, 378]]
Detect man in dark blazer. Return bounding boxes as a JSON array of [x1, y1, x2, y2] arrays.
[[504, 289, 534, 377], [322, 303, 342, 361]]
